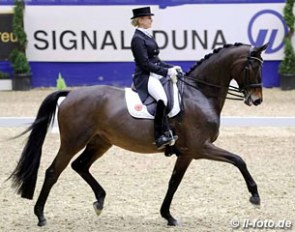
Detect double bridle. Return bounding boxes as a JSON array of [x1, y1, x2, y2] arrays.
[[178, 55, 264, 101]]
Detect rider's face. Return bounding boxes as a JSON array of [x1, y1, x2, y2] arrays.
[[139, 16, 153, 29]]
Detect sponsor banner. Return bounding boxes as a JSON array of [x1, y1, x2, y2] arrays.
[[0, 12, 17, 61], [24, 4, 291, 62]]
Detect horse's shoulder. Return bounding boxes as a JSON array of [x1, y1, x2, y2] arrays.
[[186, 92, 219, 125]]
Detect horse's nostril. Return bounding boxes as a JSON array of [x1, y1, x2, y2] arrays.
[[254, 98, 262, 105]]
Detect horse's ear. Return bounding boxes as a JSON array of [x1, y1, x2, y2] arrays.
[[256, 43, 268, 53], [251, 43, 268, 56]]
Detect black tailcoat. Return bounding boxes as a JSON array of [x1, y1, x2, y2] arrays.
[[131, 29, 173, 102]]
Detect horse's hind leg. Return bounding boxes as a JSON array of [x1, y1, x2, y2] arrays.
[[202, 142, 260, 205], [71, 135, 112, 217], [34, 147, 76, 226]]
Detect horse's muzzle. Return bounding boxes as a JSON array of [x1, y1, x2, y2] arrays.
[[244, 90, 263, 106], [253, 98, 263, 106]]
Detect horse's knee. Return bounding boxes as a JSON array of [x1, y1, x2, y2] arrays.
[[45, 168, 58, 184], [71, 159, 82, 172], [71, 156, 89, 173]]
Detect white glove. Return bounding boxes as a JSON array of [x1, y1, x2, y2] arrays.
[[174, 66, 183, 74], [168, 67, 178, 83]]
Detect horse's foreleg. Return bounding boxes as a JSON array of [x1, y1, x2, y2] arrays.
[[34, 148, 74, 226], [202, 142, 260, 205], [71, 137, 112, 217], [160, 155, 192, 226]]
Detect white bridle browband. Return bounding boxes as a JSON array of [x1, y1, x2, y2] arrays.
[[248, 56, 263, 64]]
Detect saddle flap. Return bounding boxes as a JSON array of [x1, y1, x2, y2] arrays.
[[125, 82, 182, 119]]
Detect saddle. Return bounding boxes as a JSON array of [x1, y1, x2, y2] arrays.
[[125, 78, 183, 119]]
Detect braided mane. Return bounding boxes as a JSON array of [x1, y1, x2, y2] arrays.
[[185, 42, 244, 75]]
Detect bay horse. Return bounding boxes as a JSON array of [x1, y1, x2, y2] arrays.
[[9, 43, 267, 227]]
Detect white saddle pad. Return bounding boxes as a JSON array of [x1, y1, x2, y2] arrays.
[[125, 84, 181, 119]]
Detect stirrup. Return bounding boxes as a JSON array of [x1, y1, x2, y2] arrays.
[[168, 135, 178, 146], [154, 131, 178, 150], [155, 135, 172, 150], [164, 130, 178, 146]]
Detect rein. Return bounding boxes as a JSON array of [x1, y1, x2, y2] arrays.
[[178, 74, 245, 101], [178, 55, 263, 101]]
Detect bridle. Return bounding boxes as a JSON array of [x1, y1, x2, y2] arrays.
[[240, 56, 263, 88], [178, 54, 264, 101]]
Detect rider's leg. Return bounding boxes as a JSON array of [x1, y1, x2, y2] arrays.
[[148, 75, 177, 150], [147, 74, 168, 106]]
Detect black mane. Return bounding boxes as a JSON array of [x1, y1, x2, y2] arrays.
[[185, 42, 245, 75]]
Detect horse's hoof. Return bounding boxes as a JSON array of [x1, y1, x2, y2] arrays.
[[93, 201, 103, 216], [250, 195, 260, 205], [167, 218, 179, 226], [37, 219, 47, 227]]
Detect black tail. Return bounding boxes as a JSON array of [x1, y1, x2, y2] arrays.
[[8, 90, 70, 199]]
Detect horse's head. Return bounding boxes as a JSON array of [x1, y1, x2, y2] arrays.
[[231, 43, 268, 106]]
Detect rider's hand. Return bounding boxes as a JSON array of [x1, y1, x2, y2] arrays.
[[168, 67, 178, 83], [174, 66, 183, 74]]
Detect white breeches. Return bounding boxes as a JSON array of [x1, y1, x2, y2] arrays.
[[147, 73, 167, 106]]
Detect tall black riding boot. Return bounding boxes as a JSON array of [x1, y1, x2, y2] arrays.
[[154, 100, 178, 150]]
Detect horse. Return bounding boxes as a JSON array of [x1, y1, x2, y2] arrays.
[[9, 43, 267, 227]]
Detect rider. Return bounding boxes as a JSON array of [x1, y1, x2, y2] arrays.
[[130, 6, 182, 150]]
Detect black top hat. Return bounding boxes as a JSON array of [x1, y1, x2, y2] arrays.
[[131, 7, 154, 19]]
